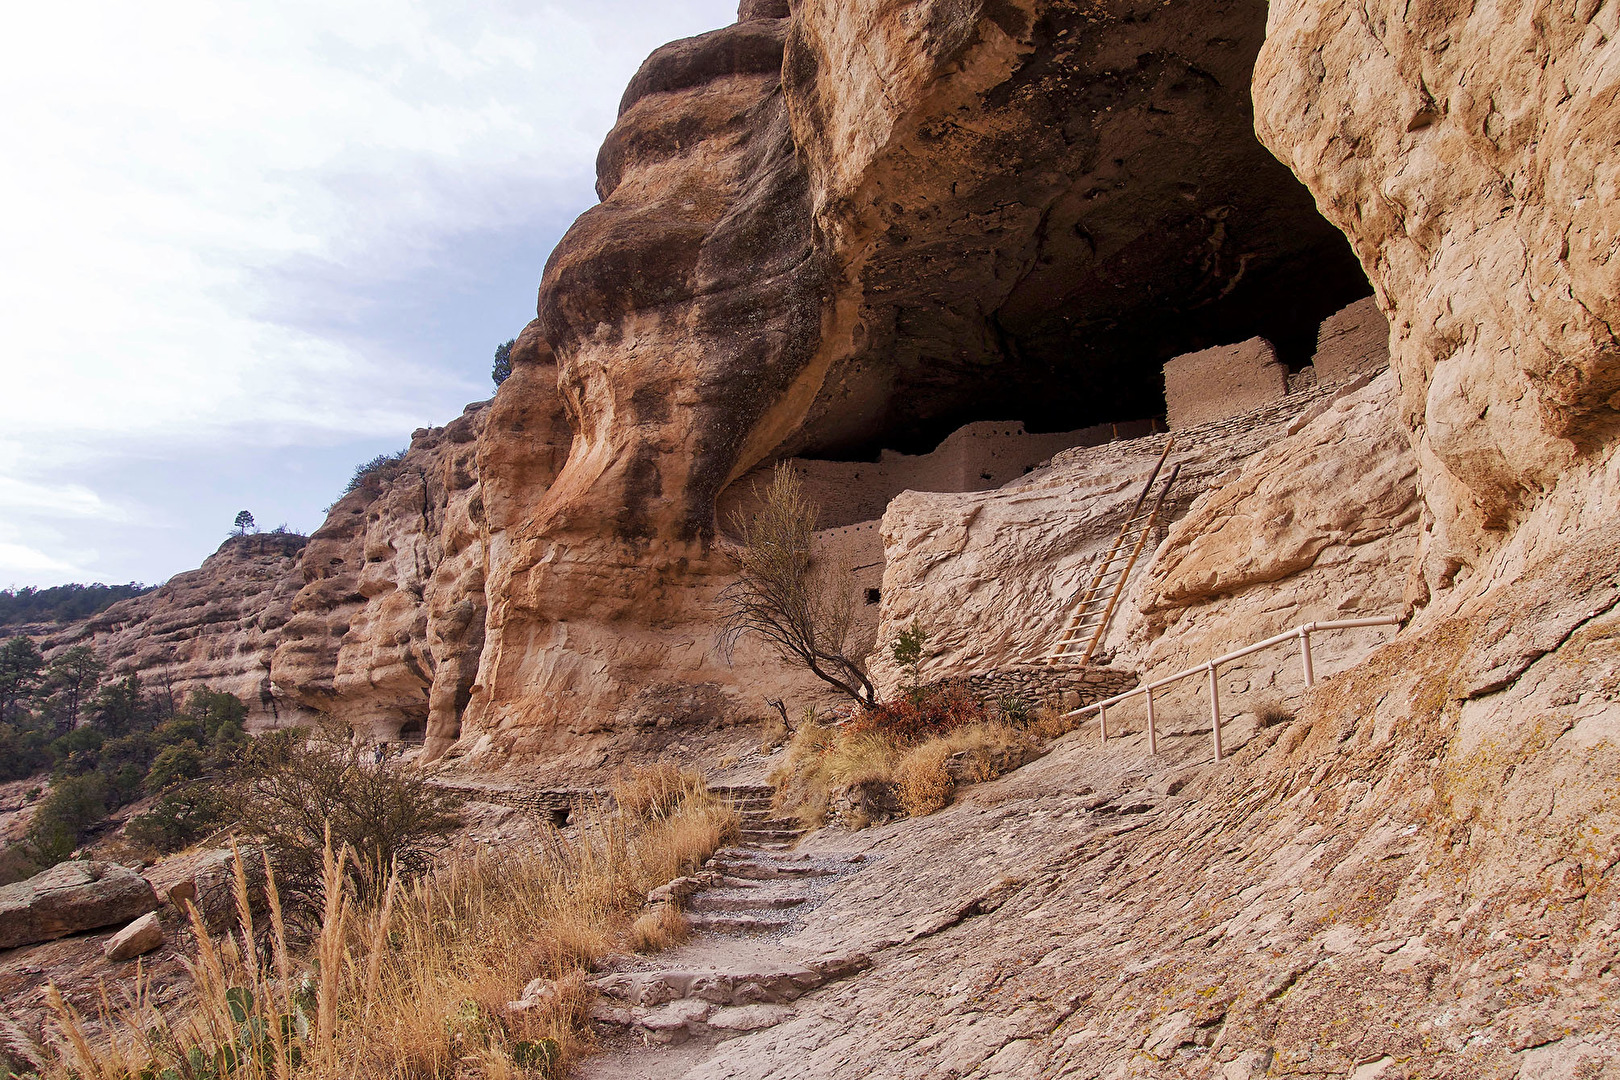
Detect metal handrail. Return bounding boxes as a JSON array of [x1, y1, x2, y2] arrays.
[[1063, 614, 1404, 761]]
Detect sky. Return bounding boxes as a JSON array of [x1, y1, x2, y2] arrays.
[[0, 0, 738, 590]]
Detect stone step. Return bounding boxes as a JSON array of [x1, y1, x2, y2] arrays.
[[686, 912, 790, 934], [709, 786, 776, 799], [705, 860, 831, 880], [740, 829, 805, 843], [686, 893, 809, 913], [739, 815, 801, 829], [588, 951, 872, 1044], [590, 952, 870, 1009]]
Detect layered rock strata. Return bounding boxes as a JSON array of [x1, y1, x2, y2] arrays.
[[270, 402, 493, 745], [867, 372, 1414, 697], [450, 0, 1374, 760], [39, 534, 312, 728]]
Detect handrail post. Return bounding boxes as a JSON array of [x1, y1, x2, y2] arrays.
[[1145, 686, 1157, 755], [1099, 702, 1108, 743], [1300, 626, 1316, 688], [1208, 663, 1222, 762]]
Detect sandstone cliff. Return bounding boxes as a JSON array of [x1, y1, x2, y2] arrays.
[[17, 0, 1620, 1070], [1253, 0, 1620, 604], [269, 402, 491, 746], [39, 534, 313, 728], [448, 0, 1376, 762]]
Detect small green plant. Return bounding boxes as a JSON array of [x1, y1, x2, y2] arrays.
[[492, 338, 516, 387], [511, 1038, 560, 1073], [890, 621, 930, 702], [996, 694, 1034, 726]]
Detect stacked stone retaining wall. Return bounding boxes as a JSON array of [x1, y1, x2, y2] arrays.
[[429, 783, 605, 824], [926, 664, 1139, 711]]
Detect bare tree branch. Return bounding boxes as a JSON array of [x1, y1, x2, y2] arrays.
[[718, 464, 878, 708]]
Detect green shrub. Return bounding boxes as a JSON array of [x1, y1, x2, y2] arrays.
[[145, 740, 205, 793], [343, 449, 408, 496], [25, 773, 109, 862], [0, 843, 42, 886], [996, 694, 1034, 725], [234, 723, 464, 917], [126, 783, 232, 855]]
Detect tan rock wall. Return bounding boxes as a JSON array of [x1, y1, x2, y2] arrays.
[[269, 404, 491, 744], [1254, 0, 1620, 591], [869, 373, 1416, 709], [40, 534, 314, 729]]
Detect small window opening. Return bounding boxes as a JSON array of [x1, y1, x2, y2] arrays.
[[865, 588, 882, 605]]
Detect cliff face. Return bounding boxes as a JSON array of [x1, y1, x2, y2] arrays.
[[1252, 0, 1620, 599], [39, 535, 312, 728], [269, 403, 490, 745], [450, 0, 1373, 763]]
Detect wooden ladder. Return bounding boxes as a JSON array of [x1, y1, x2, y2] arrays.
[[1047, 440, 1180, 665]]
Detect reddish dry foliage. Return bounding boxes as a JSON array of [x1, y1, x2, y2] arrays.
[[849, 681, 989, 746]]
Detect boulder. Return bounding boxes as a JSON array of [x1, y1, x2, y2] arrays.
[[104, 912, 164, 961], [0, 861, 158, 950]]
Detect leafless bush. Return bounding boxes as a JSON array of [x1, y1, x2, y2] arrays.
[[232, 722, 464, 919], [719, 464, 876, 707]]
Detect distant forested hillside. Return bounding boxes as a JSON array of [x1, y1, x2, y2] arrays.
[[0, 582, 152, 627]]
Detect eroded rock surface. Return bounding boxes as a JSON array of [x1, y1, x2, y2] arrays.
[[868, 374, 1413, 696], [0, 861, 157, 950], [452, 0, 1372, 760], [271, 403, 491, 744], [1254, 0, 1620, 594], [38, 534, 312, 729], [580, 551, 1620, 1076]]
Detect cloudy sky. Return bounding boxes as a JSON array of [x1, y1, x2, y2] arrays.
[[0, 0, 737, 589]]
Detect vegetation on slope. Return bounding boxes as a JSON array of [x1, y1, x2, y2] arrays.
[[0, 584, 153, 628], [0, 636, 265, 882], [22, 765, 735, 1080]]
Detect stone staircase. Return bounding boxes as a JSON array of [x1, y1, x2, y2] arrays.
[[588, 843, 864, 1044], [708, 783, 808, 849]]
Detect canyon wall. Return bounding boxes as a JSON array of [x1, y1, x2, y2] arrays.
[[442, 0, 1374, 766], [39, 534, 313, 728], [1253, 0, 1620, 603], [268, 402, 491, 747]]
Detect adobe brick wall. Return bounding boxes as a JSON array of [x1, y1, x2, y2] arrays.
[[1163, 337, 1289, 430], [812, 519, 886, 654], [720, 417, 1159, 531], [1311, 296, 1390, 383]]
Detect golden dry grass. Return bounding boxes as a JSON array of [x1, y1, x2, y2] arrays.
[[32, 766, 736, 1080], [772, 716, 1039, 828], [628, 904, 688, 954]]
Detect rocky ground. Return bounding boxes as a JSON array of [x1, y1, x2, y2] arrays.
[[575, 644, 1620, 1079]]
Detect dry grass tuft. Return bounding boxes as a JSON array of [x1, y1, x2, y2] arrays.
[[629, 903, 688, 953], [1030, 704, 1078, 741], [1252, 692, 1294, 728], [774, 705, 1039, 829], [34, 765, 736, 1080], [894, 743, 954, 817]]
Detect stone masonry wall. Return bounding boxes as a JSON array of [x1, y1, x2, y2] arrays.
[[925, 664, 1139, 712], [1310, 296, 1390, 384], [1163, 337, 1289, 429], [720, 417, 1160, 531]]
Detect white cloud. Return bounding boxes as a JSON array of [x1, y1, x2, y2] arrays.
[[0, 0, 738, 585]]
